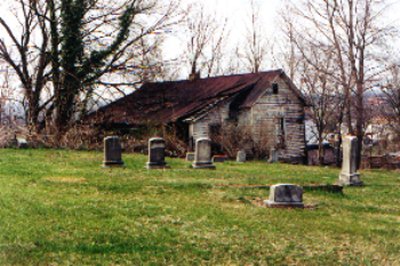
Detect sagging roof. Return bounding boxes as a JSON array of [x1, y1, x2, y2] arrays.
[[88, 69, 305, 126]]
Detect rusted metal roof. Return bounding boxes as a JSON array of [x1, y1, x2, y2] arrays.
[[87, 69, 305, 126]]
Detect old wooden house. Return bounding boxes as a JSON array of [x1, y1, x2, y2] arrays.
[[87, 69, 307, 163]]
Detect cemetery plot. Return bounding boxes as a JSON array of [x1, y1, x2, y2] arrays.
[[0, 149, 399, 265]]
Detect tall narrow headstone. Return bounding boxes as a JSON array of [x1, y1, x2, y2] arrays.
[[338, 136, 363, 186], [192, 138, 215, 169], [146, 137, 169, 169], [236, 150, 246, 163], [264, 184, 304, 208], [103, 136, 124, 167], [268, 148, 278, 163]]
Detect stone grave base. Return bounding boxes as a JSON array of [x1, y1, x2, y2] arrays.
[[192, 162, 216, 169], [103, 161, 124, 168], [245, 197, 317, 209], [338, 173, 364, 186], [264, 200, 304, 208], [146, 163, 170, 170]]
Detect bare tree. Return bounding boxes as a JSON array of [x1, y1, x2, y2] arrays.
[[242, 0, 269, 73], [284, 0, 394, 168], [381, 65, 400, 136], [0, 0, 49, 129], [0, 0, 181, 134], [298, 54, 337, 164], [184, 3, 229, 78]]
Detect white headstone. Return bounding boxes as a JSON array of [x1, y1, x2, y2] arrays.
[[338, 136, 363, 186], [264, 184, 304, 208], [17, 138, 28, 148], [192, 138, 215, 169], [268, 148, 278, 163], [236, 150, 246, 163]]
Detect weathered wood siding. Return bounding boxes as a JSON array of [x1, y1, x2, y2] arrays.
[[247, 77, 306, 162], [189, 76, 306, 163], [189, 102, 230, 141]]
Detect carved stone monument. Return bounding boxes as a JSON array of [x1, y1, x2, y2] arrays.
[[236, 150, 246, 163], [264, 184, 304, 208], [146, 137, 169, 169], [192, 138, 215, 169], [103, 136, 124, 167], [338, 136, 363, 186]]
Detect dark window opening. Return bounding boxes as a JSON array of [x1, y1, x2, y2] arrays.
[[228, 85, 254, 121], [278, 117, 286, 148], [280, 118, 285, 134], [272, 83, 279, 94], [209, 124, 222, 136]]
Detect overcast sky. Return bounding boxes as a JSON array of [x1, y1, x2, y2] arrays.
[[163, 0, 400, 70], [163, 0, 284, 60]]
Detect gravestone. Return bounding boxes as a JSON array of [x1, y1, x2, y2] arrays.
[[103, 136, 124, 167], [186, 152, 195, 161], [9, 134, 28, 148], [338, 136, 363, 186], [236, 150, 246, 163], [268, 148, 278, 163], [264, 184, 304, 208], [17, 138, 28, 149], [146, 137, 169, 169], [192, 138, 215, 169]]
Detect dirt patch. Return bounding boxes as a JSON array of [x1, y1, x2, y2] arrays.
[[44, 176, 87, 184]]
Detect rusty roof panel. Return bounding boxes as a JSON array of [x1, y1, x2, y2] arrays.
[[87, 69, 304, 125]]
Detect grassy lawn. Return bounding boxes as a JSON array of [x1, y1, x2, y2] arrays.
[[0, 149, 399, 265]]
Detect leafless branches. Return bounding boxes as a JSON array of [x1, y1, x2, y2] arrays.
[[0, 0, 182, 133], [242, 0, 269, 73], [282, 0, 395, 167], [183, 3, 229, 78]]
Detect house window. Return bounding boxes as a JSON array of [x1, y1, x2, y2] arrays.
[[272, 83, 279, 94]]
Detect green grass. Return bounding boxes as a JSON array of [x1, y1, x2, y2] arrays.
[[0, 149, 399, 265]]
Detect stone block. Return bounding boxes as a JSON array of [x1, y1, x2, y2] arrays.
[[236, 150, 246, 163], [264, 184, 304, 208], [192, 138, 215, 169], [146, 137, 169, 169], [17, 138, 28, 149], [338, 136, 363, 186], [268, 148, 278, 163], [103, 136, 124, 167]]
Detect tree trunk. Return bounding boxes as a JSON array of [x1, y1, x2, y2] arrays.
[[355, 81, 364, 169], [318, 134, 324, 165]]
